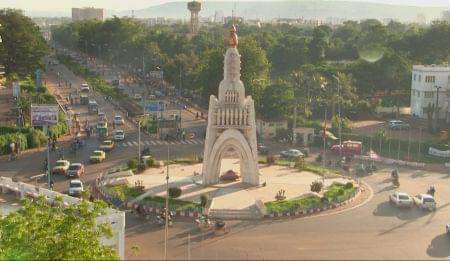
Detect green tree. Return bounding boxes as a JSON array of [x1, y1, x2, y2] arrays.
[[0, 197, 118, 260], [0, 9, 48, 76], [260, 80, 294, 120]]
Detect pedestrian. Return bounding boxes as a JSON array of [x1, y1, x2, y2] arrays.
[[196, 112, 199, 119], [9, 142, 15, 161], [49, 179, 54, 190]]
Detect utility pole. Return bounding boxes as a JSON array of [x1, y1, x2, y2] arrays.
[[332, 75, 342, 158], [322, 107, 327, 167], [293, 105, 297, 145], [138, 120, 141, 164], [164, 145, 170, 260]]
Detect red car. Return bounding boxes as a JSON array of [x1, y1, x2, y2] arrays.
[[66, 163, 85, 178], [331, 140, 362, 156]]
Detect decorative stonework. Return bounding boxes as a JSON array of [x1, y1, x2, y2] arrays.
[[202, 26, 260, 186]]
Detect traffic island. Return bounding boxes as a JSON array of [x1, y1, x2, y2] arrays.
[[94, 159, 369, 220]]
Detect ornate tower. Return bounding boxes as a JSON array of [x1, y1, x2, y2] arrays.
[[202, 26, 259, 186], [187, 1, 202, 34]]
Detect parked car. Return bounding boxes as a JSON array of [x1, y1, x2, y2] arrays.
[[90, 150, 106, 163], [113, 115, 124, 125], [388, 120, 410, 130], [257, 144, 269, 154], [413, 194, 436, 211], [68, 179, 84, 197], [67, 163, 85, 178], [280, 149, 304, 159], [113, 129, 125, 141], [52, 160, 70, 175], [99, 140, 115, 152], [389, 192, 413, 207], [80, 83, 90, 93]]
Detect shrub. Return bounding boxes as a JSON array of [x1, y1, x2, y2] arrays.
[[310, 181, 323, 193], [344, 182, 353, 189], [145, 157, 155, 167], [200, 194, 209, 208], [137, 163, 147, 172], [128, 159, 138, 170], [320, 196, 329, 204], [168, 187, 182, 199]]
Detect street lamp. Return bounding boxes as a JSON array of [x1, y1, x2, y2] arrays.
[[434, 85, 442, 132], [332, 74, 342, 158]]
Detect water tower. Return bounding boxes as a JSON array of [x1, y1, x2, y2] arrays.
[[187, 1, 202, 34]]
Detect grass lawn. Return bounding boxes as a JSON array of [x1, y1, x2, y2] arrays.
[[264, 182, 356, 214], [106, 184, 201, 211], [141, 196, 201, 211]]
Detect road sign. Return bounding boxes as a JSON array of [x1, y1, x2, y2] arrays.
[[31, 105, 59, 126], [149, 70, 163, 80]]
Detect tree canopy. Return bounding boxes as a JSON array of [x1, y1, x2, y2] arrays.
[[0, 197, 118, 260], [51, 18, 450, 121], [0, 9, 48, 76]]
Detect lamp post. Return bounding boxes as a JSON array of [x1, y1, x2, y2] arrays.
[[332, 74, 342, 158], [164, 145, 170, 260], [434, 85, 442, 132]]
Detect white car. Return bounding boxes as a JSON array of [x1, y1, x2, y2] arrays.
[[114, 115, 124, 125], [113, 129, 125, 141], [133, 93, 142, 100], [413, 194, 436, 211], [280, 149, 304, 158], [388, 120, 410, 130], [80, 83, 90, 93], [68, 179, 84, 197], [389, 192, 413, 207]]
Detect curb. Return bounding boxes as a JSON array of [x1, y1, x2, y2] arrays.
[[94, 180, 201, 219]]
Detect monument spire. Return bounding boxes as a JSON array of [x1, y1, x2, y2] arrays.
[[229, 24, 238, 48]]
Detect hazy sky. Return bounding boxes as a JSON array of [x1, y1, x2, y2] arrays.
[[1, 0, 449, 12]]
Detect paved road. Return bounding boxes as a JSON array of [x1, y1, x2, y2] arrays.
[[0, 58, 205, 194], [125, 167, 450, 260]]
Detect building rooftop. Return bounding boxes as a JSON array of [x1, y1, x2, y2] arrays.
[[413, 65, 450, 72]]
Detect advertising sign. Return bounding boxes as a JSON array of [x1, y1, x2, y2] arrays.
[[149, 70, 163, 80], [12, 82, 20, 98], [144, 100, 165, 113], [428, 147, 450, 158], [31, 105, 59, 126]]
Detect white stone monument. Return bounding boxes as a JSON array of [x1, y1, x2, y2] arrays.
[[202, 25, 259, 186]]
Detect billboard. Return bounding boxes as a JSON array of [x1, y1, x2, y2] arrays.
[[144, 100, 165, 113], [31, 105, 59, 126]]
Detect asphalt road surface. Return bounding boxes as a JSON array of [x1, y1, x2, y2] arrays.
[[124, 167, 450, 260]]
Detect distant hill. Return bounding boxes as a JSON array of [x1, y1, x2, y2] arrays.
[[117, 0, 445, 22]]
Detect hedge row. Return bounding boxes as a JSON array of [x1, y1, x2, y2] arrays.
[[0, 128, 47, 154]]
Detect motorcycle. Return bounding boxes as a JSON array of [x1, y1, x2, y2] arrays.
[[392, 176, 400, 187], [155, 210, 173, 226], [427, 186, 436, 197]]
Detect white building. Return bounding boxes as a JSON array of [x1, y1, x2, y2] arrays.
[[410, 65, 450, 121]]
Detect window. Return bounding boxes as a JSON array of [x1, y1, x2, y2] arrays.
[[424, 91, 434, 98], [417, 91, 420, 97], [425, 75, 436, 83], [418, 75, 421, 82], [413, 74, 416, 81]]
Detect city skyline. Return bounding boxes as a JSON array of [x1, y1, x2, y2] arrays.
[[1, 0, 449, 13]]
